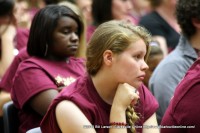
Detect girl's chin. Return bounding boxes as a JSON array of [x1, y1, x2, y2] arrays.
[[130, 82, 142, 89]]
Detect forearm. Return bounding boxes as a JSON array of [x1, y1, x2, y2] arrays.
[[109, 104, 127, 133], [142, 113, 159, 133], [0, 26, 16, 77], [108, 83, 139, 133], [0, 91, 11, 116], [152, 36, 168, 57], [0, 37, 15, 77]]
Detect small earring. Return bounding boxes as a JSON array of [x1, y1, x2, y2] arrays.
[[44, 44, 48, 56]]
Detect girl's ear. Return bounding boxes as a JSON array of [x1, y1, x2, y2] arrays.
[[103, 50, 113, 66], [192, 18, 200, 29]]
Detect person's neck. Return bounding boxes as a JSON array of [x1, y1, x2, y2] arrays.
[[91, 69, 118, 105], [45, 55, 70, 62], [156, 6, 180, 33]]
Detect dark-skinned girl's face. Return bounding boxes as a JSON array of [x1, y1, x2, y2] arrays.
[[49, 16, 79, 60]]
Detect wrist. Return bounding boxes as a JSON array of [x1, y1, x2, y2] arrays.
[[112, 101, 127, 112], [110, 122, 127, 126]]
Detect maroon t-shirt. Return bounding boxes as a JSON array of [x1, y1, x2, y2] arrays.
[[15, 28, 29, 50], [11, 56, 86, 133], [161, 58, 200, 133], [86, 25, 96, 42], [40, 75, 158, 133], [0, 48, 29, 92]]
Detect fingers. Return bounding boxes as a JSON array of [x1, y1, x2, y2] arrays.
[[123, 83, 139, 107], [130, 91, 139, 105]]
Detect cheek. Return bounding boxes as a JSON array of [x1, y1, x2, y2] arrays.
[[117, 60, 138, 79], [53, 34, 70, 45], [112, 2, 123, 19]]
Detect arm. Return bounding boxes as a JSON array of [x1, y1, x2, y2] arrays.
[[56, 100, 96, 133], [142, 113, 159, 133], [0, 91, 11, 116], [29, 89, 59, 116], [109, 83, 139, 133], [0, 25, 16, 77], [152, 36, 168, 57], [109, 104, 128, 133], [56, 101, 135, 133], [56, 83, 139, 133], [12, 64, 60, 116]]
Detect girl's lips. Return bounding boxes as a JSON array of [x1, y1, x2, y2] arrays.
[[137, 75, 145, 81], [69, 45, 78, 51]]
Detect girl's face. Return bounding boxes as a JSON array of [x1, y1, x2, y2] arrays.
[[112, 0, 133, 21], [14, 1, 31, 28], [50, 16, 79, 60], [76, 0, 93, 25], [111, 39, 148, 88]]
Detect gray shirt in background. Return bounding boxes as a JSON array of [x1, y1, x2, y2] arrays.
[[149, 35, 198, 124]]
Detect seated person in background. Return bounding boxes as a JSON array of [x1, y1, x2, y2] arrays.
[[0, 48, 28, 115], [58, 0, 87, 59], [130, 0, 152, 25], [143, 41, 164, 87], [0, 0, 17, 78], [139, 0, 180, 57], [149, 0, 200, 125], [11, 5, 86, 133], [66, 0, 93, 26], [161, 0, 200, 132], [40, 20, 159, 133], [87, 0, 134, 42], [0, 0, 27, 133]]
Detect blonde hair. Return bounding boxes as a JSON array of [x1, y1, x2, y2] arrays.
[[86, 21, 151, 132], [87, 20, 152, 76], [58, 1, 87, 59]]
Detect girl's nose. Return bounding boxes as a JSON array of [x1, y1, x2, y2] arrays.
[[70, 32, 79, 42], [141, 60, 149, 71], [126, 0, 133, 11]]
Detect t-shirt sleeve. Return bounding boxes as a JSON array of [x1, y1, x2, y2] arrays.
[[0, 48, 29, 92], [16, 28, 29, 50], [173, 83, 200, 127], [40, 97, 63, 133], [11, 62, 57, 109], [140, 84, 159, 121], [0, 57, 21, 92]]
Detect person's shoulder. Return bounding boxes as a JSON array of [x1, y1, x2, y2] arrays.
[[16, 56, 43, 71], [149, 53, 184, 82], [157, 50, 186, 69], [164, 48, 194, 70], [22, 56, 41, 63]]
